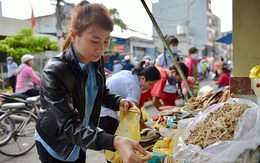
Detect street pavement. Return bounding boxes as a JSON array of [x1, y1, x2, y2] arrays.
[[0, 79, 213, 163]]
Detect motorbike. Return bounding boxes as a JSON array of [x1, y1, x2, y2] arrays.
[[0, 92, 40, 116]]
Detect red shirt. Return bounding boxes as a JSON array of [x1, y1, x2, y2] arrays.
[[138, 66, 168, 108], [150, 66, 167, 98], [181, 80, 194, 89], [139, 90, 152, 108], [185, 57, 197, 77], [215, 72, 230, 87]]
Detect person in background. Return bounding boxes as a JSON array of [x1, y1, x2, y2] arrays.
[[179, 56, 184, 63], [213, 66, 230, 90], [122, 55, 134, 71], [133, 57, 140, 68], [6, 56, 18, 93], [155, 35, 180, 106], [181, 74, 196, 101], [142, 55, 151, 66], [151, 62, 189, 110], [219, 56, 226, 68], [35, 1, 151, 163], [99, 61, 160, 133], [104, 67, 113, 74], [202, 59, 209, 78], [197, 57, 203, 82], [112, 60, 123, 74], [138, 62, 189, 111], [15, 54, 40, 97], [155, 35, 180, 68], [185, 47, 199, 85], [100, 61, 160, 163], [213, 57, 220, 80], [138, 56, 153, 109]]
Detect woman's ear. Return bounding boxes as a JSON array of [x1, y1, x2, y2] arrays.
[[171, 69, 176, 76], [70, 30, 76, 40], [140, 76, 146, 83]]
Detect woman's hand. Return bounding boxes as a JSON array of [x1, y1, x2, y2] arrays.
[[187, 76, 195, 83], [113, 136, 152, 163], [119, 99, 136, 112]]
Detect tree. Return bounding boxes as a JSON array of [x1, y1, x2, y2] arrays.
[[0, 28, 58, 63], [108, 8, 127, 50], [56, 1, 127, 51]]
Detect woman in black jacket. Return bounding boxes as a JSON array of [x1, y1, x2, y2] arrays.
[[35, 1, 151, 163]]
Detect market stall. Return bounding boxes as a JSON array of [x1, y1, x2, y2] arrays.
[[141, 89, 260, 163]]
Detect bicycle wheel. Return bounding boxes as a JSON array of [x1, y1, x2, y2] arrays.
[[0, 110, 37, 157], [0, 116, 15, 146]]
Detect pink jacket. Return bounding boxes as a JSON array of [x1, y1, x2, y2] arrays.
[[15, 63, 40, 93]]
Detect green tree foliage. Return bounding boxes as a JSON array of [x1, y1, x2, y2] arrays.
[[108, 8, 127, 51], [109, 8, 127, 32], [0, 28, 58, 63]]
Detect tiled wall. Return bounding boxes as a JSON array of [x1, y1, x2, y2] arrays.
[[230, 77, 254, 95], [230, 77, 259, 105]]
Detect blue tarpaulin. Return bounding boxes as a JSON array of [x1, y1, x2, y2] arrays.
[[216, 33, 232, 44]]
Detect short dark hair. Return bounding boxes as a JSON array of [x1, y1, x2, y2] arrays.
[[132, 61, 161, 81], [169, 62, 189, 78], [221, 66, 230, 73], [189, 47, 198, 54], [165, 35, 179, 45]]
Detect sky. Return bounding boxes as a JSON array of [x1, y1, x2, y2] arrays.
[[0, 0, 232, 39]]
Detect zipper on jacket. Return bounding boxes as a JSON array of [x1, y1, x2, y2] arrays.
[[97, 64, 104, 100], [96, 63, 104, 126]]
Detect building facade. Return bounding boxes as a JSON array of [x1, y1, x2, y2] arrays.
[[152, 0, 221, 57]]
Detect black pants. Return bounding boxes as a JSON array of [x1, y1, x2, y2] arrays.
[[99, 116, 119, 135], [22, 87, 39, 97], [8, 76, 16, 93], [99, 116, 119, 163], [36, 141, 86, 163]]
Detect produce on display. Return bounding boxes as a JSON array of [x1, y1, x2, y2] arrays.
[[140, 128, 161, 151], [182, 90, 236, 112], [185, 102, 250, 149], [173, 98, 260, 163]]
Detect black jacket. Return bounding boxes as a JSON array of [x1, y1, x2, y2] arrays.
[[36, 47, 122, 159]]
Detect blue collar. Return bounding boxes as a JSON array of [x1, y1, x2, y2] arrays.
[[165, 50, 178, 58], [72, 45, 87, 72]]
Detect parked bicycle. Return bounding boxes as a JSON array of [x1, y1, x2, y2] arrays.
[[0, 94, 40, 157]]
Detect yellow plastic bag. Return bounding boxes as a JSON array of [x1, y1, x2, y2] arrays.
[[141, 106, 149, 122], [105, 107, 141, 163]]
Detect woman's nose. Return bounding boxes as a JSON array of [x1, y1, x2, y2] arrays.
[[96, 45, 106, 53]]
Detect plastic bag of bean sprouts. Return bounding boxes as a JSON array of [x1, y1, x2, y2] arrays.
[[172, 98, 260, 163]]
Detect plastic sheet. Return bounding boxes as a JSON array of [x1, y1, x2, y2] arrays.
[[173, 98, 260, 163]]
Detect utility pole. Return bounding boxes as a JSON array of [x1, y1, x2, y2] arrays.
[[186, 0, 190, 52], [186, 0, 195, 51], [56, 0, 63, 52]]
